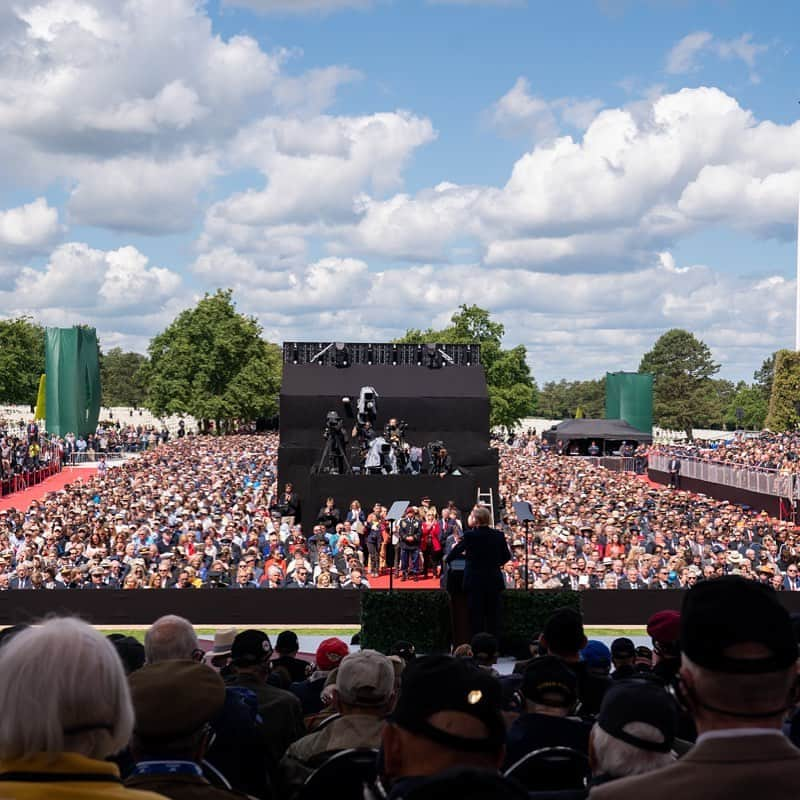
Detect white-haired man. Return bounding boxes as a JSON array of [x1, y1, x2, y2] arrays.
[[588, 681, 676, 787]]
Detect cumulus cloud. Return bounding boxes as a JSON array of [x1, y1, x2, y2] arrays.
[[0, 199, 61, 251], [2, 242, 182, 315], [666, 31, 768, 80], [286, 86, 800, 270], [205, 111, 436, 232]]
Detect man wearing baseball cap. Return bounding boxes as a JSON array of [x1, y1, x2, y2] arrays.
[[589, 681, 676, 786], [271, 630, 312, 683], [225, 630, 305, 770], [590, 577, 800, 799], [290, 637, 350, 716], [382, 655, 509, 791], [279, 650, 395, 798], [505, 656, 591, 768]]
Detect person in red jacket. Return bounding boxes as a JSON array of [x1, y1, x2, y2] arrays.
[[421, 510, 443, 578]]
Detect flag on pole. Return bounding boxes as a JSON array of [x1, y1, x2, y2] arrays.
[[34, 374, 46, 421]]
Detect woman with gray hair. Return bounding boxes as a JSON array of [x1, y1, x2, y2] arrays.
[[0, 617, 164, 799]]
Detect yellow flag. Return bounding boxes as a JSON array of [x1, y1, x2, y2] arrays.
[[34, 374, 46, 421], [575, 405, 585, 419]]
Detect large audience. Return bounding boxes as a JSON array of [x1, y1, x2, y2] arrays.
[[652, 431, 800, 473], [0, 430, 798, 591], [0, 574, 797, 799]]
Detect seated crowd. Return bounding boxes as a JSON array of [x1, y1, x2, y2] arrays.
[[1, 433, 800, 591], [1, 575, 798, 799]]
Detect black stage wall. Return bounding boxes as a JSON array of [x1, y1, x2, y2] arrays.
[[279, 359, 499, 527], [648, 468, 782, 517], [4, 588, 800, 627]]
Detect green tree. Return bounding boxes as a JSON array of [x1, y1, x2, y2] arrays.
[[143, 290, 281, 428], [765, 349, 800, 431], [396, 305, 536, 429], [0, 317, 45, 405], [537, 378, 605, 419], [638, 329, 719, 438], [724, 381, 769, 430], [100, 348, 149, 407], [754, 352, 776, 400]]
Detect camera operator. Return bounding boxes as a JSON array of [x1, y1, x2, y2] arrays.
[[322, 411, 348, 474], [384, 418, 409, 472], [428, 443, 453, 477]]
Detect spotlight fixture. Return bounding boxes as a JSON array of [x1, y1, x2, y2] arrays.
[[292, 345, 299, 365], [392, 344, 398, 366], [425, 343, 442, 370], [416, 345, 423, 366], [334, 342, 350, 368], [367, 344, 374, 365]]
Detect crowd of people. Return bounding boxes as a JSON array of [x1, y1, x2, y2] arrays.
[[1, 574, 798, 799], [651, 431, 800, 473], [1, 429, 800, 592]]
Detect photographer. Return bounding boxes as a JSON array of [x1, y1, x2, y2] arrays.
[[429, 444, 453, 477]]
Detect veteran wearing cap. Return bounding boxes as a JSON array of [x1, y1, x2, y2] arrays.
[[126, 661, 248, 800], [505, 655, 592, 768], [381, 654, 509, 794], [590, 577, 800, 800], [278, 649, 395, 799]]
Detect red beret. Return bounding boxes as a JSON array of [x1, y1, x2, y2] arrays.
[[647, 610, 681, 644]]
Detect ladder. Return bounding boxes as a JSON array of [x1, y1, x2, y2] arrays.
[[476, 488, 495, 523]]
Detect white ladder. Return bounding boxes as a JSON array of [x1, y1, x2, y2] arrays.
[[476, 488, 495, 523]]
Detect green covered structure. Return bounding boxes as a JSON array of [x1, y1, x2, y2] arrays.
[[605, 371, 653, 434], [45, 327, 101, 437]]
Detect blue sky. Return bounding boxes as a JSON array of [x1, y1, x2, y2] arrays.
[[0, 0, 799, 383]]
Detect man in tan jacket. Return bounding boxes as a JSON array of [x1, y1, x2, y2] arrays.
[[278, 649, 394, 798], [590, 576, 800, 800]]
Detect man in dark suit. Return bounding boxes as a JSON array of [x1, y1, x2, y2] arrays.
[[618, 567, 647, 590], [590, 577, 800, 800], [451, 505, 511, 637], [782, 564, 800, 591], [667, 457, 680, 488]]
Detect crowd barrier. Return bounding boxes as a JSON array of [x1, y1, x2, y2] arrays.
[[0, 460, 61, 498], [3, 588, 800, 627], [648, 453, 796, 500]]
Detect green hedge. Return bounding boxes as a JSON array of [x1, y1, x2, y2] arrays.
[[360, 591, 452, 654], [359, 589, 580, 657], [500, 590, 581, 658]]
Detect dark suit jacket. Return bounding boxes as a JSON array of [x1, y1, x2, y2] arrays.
[[461, 526, 511, 593], [589, 732, 800, 800], [668, 459, 680, 473]]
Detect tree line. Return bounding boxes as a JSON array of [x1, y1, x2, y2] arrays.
[[0, 295, 793, 435]]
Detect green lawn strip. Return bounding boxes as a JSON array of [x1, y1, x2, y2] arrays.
[[99, 626, 360, 643], [585, 627, 646, 637]]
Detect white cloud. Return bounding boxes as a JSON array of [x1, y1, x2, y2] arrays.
[[68, 152, 218, 234], [489, 77, 603, 140], [0, 199, 61, 251], [303, 86, 800, 269], [206, 111, 436, 230], [666, 31, 768, 80]]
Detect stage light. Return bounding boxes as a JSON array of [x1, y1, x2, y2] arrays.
[[334, 342, 350, 368], [392, 344, 398, 366], [292, 345, 299, 364], [416, 345, 423, 366], [367, 344, 374, 365], [425, 343, 442, 369], [466, 346, 472, 367]]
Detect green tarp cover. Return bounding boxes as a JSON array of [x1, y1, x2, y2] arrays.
[[605, 372, 653, 434], [45, 327, 101, 437]]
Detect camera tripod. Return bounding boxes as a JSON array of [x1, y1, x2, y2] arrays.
[[316, 433, 353, 475]]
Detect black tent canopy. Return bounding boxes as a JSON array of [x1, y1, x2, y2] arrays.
[[542, 419, 652, 455]]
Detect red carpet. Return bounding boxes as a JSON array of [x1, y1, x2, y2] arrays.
[[0, 467, 97, 511], [368, 573, 441, 590]]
